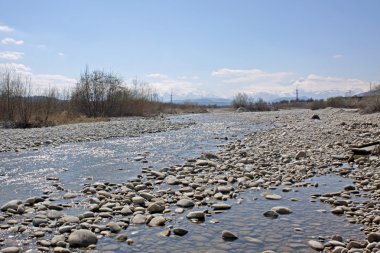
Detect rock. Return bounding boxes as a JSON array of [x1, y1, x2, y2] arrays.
[[159, 229, 171, 237], [186, 211, 205, 220], [346, 240, 367, 249], [150, 170, 166, 179], [53, 247, 71, 253], [331, 207, 344, 215], [173, 227, 188, 236], [221, 230, 238, 241], [307, 240, 324, 251], [107, 222, 122, 233], [33, 217, 49, 227], [0, 247, 21, 253], [148, 216, 166, 227], [68, 229, 98, 247], [63, 193, 78, 199], [131, 214, 146, 224], [132, 196, 145, 205], [217, 186, 233, 193], [311, 114, 320, 120], [263, 193, 282, 200], [175, 208, 184, 213], [60, 216, 80, 224], [176, 198, 195, 208], [263, 210, 279, 219], [271, 206, 292, 214], [120, 206, 133, 215], [51, 235, 66, 246], [368, 233, 380, 243], [212, 203, 231, 210], [147, 202, 165, 213], [166, 176, 180, 185], [344, 185, 356, 191], [1, 200, 22, 211], [115, 234, 128, 242], [47, 210, 63, 220], [373, 216, 380, 224], [295, 151, 307, 160]]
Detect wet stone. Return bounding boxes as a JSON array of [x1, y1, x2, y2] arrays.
[[221, 230, 238, 241], [68, 229, 98, 248], [176, 199, 195, 208], [173, 227, 188, 236]]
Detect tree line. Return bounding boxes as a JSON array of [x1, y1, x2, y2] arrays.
[[0, 65, 200, 128]]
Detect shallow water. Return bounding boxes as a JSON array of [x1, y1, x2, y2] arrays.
[[0, 113, 268, 203], [92, 174, 365, 253], [0, 113, 366, 252]]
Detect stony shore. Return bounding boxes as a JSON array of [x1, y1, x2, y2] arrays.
[[1, 108, 380, 253], [0, 117, 194, 152]]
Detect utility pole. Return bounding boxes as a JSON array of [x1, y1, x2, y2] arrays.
[[170, 90, 173, 114], [296, 87, 299, 102]]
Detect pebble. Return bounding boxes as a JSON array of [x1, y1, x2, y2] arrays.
[[221, 230, 238, 241]]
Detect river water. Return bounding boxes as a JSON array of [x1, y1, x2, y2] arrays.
[[0, 113, 366, 252]]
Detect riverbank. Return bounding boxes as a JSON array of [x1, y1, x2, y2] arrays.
[[0, 117, 194, 153], [1, 108, 380, 252]]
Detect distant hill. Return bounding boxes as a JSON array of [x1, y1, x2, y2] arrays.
[[354, 89, 380, 97], [173, 97, 232, 106]]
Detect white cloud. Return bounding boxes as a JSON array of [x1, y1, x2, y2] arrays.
[[0, 25, 13, 32], [212, 68, 294, 83], [58, 52, 64, 56], [333, 54, 343, 59], [1, 38, 24, 45], [147, 73, 168, 79], [0, 63, 77, 93], [0, 51, 24, 60], [211, 68, 370, 99], [293, 74, 367, 94], [145, 73, 208, 100]]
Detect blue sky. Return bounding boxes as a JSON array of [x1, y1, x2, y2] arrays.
[[0, 0, 379, 100]]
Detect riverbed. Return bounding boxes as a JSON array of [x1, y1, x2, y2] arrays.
[[1, 109, 379, 253]]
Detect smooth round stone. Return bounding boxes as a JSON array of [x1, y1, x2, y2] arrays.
[[175, 208, 184, 213], [147, 202, 165, 213], [368, 233, 380, 243], [132, 196, 145, 205], [131, 214, 146, 224], [68, 229, 98, 247], [53, 247, 70, 253], [107, 222, 121, 233], [186, 211, 205, 220], [173, 227, 188, 236], [60, 216, 80, 223], [221, 230, 238, 241], [116, 234, 128, 242], [331, 207, 344, 215], [176, 199, 195, 208], [307, 240, 324, 251], [1, 200, 23, 211], [212, 203, 231, 210], [271, 206, 292, 215], [148, 216, 166, 227], [63, 193, 78, 199], [263, 210, 279, 219], [1, 247, 21, 253], [264, 193, 282, 200]]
